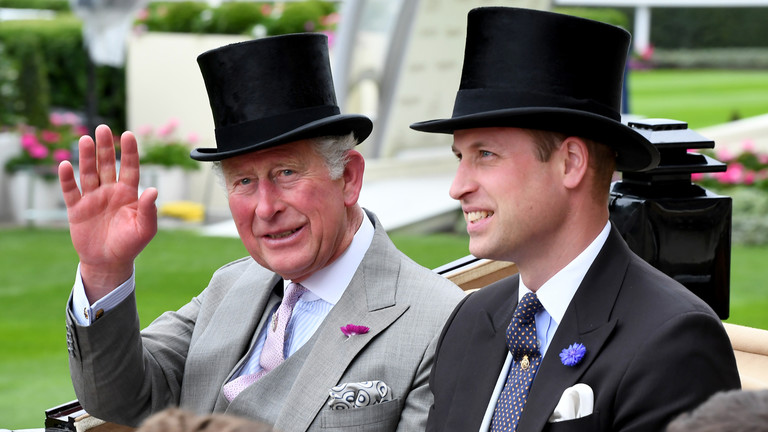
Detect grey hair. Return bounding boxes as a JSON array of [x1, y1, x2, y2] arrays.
[[209, 132, 358, 186], [314, 132, 357, 180]]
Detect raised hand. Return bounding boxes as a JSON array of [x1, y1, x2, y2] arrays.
[[58, 124, 159, 302]]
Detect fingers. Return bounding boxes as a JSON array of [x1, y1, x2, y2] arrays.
[[137, 187, 159, 236], [118, 130, 140, 189], [95, 125, 117, 186], [58, 160, 81, 209], [78, 133, 99, 194]]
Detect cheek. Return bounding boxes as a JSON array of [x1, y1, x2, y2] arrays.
[[228, 195, 255, 220]]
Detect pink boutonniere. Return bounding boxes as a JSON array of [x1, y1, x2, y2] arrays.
[[340, 324, 369, 338]]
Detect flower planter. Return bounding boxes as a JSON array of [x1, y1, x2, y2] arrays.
[[140, 165, 188, 207], [8, 168, 65, 225], [0, 131, 21, 222]]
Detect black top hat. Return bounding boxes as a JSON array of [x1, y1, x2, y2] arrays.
[[410, 7, 659, 172], [191, 33, 373, 161]]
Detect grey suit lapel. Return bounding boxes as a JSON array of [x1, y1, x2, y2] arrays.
[[271, 213, 409, 431], [183, 263, 281, 413], [518, 228, 629, 431]]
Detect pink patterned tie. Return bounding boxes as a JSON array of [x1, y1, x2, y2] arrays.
[[223, 282, 307, 401]]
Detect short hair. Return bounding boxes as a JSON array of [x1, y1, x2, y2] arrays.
[[313, 132, 357, 180], [666, 390, 768, 432], [525, 129, 616, 202], [210, 132, 358, 186]]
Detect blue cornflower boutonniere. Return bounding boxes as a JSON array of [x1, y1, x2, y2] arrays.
[[340, 324, 369, 338], [560, 343, 587, 367]]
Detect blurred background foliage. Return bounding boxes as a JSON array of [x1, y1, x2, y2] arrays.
[[0, 0, 338, 132]]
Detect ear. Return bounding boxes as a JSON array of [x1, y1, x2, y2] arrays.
[[342, 150, 365, 207], [561, 137, 589, 190]]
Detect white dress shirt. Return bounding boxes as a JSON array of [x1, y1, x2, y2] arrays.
[[479, 221, 611, 431], [70, 214, 375, 378]]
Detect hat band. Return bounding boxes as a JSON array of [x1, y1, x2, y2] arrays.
[[452, 89, 620, 121], [215, 105, 341, 152]]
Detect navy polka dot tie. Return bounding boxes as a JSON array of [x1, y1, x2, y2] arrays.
[[490, 292, 544, 431]]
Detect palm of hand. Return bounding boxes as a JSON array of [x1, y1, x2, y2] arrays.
[[59, 125, 158, 294]]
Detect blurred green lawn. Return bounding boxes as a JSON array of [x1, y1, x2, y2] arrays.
[[628, 69, 768, 129], [1, 227, 767, 428]]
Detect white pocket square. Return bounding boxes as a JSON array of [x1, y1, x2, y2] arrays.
[[327, 380, 392, 409], [548, 383, 594, 423]]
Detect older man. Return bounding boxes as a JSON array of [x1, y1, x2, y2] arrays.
[[410, 7, 740, 431], [59, 34, 462, 431]]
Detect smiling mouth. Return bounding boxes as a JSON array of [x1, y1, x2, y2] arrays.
[[267, 228, 299, 239], [466, 211, 493, 224]]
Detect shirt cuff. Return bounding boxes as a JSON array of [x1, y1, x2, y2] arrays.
[[70, 263, 135, 326]]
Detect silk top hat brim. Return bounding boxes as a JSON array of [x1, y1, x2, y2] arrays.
[[409, 7, 659, 172], [191, 34, 373, 161]]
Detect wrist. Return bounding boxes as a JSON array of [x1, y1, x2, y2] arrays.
[[79, 262, 134, 303]]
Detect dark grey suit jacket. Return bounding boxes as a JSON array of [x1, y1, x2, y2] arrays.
[[427, 226, 740, 431], [66, 211, 464, 431]]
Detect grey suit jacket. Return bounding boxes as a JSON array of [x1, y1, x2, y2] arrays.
[[66, 211, 464, 431]]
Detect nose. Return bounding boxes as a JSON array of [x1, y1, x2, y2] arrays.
[[449, 162, 475, 201], [254, 181, 282, 220]]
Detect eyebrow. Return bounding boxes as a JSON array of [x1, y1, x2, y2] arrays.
[[453, 139, 491, 153]]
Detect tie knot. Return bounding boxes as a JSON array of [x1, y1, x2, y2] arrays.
[[284, 282, 307, 308], [513, 292, 542, 324]]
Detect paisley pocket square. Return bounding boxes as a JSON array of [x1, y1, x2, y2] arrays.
[[548, 383, 594, 422], [328, 380, 392, 409]]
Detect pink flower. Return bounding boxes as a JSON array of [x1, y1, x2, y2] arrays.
[[742, 140, 756, 153], [260, 4, 272, 16], [63, 112, 80, 125], [137, 124, 153, 137], [28, 144, 49, 159], [53, 148, 71, 163], [41, 130, 60, 144], [186, 132, 199, 144], [743, 171, 756, 185], [136, 8, 149, 20], [157, 118, 179, 138], [641, 44, 654, 61], [75, 125, 89, 136], [21, 133, 39, 150], [340, 324, 369, 338], [715, 148, 734, 162], [304, 20, 315, 32], [322, 30, 335, 49], [50, 112, 65, 126], [691, 172, 705, 181], [716, 163, 745, 184]]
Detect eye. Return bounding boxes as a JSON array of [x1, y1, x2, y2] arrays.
[[239, 177, 252, 185], [480, 150, 494, 158], [281, 169, 295, 176]]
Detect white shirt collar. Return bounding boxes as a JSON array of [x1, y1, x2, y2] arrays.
[[518, 221, 611, 324], [284, 213, 375, 305]]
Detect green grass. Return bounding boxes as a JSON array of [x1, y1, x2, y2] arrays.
[[1, 227, 766, 428], [628, 69, 768, 129]]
